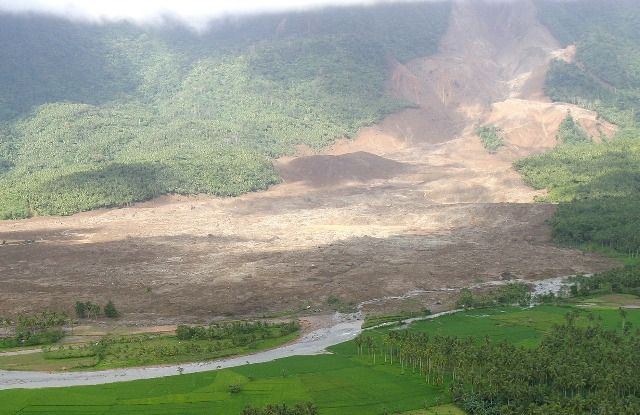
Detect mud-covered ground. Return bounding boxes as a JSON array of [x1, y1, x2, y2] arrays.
[[0, 0, 618, 323]]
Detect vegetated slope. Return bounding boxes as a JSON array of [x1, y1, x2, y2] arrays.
[[536, 0, 640, 127], [0, 0, 619, 321], [0, 2, 450, 219], [516, 131, 640, 257], [516, 0, 640, 257], [384, 0, 614, 160]]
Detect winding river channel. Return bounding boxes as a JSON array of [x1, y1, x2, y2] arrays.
[[0, 275, 576, 390]]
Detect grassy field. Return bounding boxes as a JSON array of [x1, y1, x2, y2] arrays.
[[366, 303, 640, 348], [574, 293, 640, 309], [0, 323, 299, 372], [0, 332, 299, 372], [0, 353, 450, 414], [1, 298, 638, 414]]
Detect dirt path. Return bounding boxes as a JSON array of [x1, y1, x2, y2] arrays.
[[0, 0, 618, 323], [0, 349, 42, 357]]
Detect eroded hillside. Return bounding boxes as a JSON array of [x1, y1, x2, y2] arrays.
[[0, 0, 618, 321]]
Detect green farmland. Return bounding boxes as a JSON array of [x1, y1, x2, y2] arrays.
[[2, 298, 638, 415], [0, 321, 300, 372]]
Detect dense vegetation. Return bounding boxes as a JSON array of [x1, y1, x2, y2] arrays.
[[556, 113, 591, 145], [570, 264, 640, 297], [402, 318, 639, 414], [475, 125, 505, 153], [0, 311, 66, 349], [175, 321, 299, 342], [456, 283, 532, 309], [537, 0, 640, 127], [0, 3, 450, 219], [241, 402, 318, 415], [515, 1, 640, 255], [515, 130, 640, 256], [4, 299, 637, 414], [0, 320, 300, 371]]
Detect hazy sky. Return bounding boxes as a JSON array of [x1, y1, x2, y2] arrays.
[[0, 0, 400, 27]]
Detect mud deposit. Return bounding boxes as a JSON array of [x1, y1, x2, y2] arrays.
[[0, 0, 618, 322]]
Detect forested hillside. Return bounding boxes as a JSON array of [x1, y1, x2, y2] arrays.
[[516, 1, 640, 257], [0, 3, 450, 219], [537, 0, 640, 127]]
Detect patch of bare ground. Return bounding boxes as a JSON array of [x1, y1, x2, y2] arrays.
[[0, 0, 619, 323]]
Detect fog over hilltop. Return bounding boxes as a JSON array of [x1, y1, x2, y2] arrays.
[[0, 0, 425, 28]]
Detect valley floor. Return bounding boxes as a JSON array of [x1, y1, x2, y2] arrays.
[[0, 1, 617, 322], [1, 297, 637, 414]]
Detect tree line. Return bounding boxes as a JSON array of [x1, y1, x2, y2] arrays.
[[75, 300, 119, 319], [176, 321, 299, 344], [569, 264, 640, 297], [514, 130, 640, 255], [354, 312, 639, 413], [520, 0, 640, 256]]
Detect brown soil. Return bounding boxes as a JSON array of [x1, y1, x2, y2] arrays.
[[0, 0, 619, 322], [275, 152, 412, 188]]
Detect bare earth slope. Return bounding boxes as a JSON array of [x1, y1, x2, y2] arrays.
[[0, 0, 617, 321]]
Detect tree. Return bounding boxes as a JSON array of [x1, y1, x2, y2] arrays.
[[75, 301, 101, 319], [476, 124, 505, 153], [557, 112, 591, 145], [86, 302, 101, 319], [176, 325, 194, 340], [456, 288, 476, 309], [240, 402, 318, 415], [619, 307, 627, 331], [74, 301, 87, 318], [104, 300, 119, 318]]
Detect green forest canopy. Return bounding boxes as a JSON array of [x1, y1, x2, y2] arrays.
[[515, 0, 640, 256], [0, 3, 451, 219], [536, 0, 640, 127]]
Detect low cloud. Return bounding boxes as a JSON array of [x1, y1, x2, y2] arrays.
[[0, 0, 413, 28]]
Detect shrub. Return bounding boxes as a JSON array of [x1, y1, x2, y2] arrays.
[[104, 301, 119, 318], [327, 295, 340, 305], [456, 283, 532, 309], [175, 325, 194, 340], [74, 301, 101, 319], [74, 302, 87, 319], [1, 311, 67, 348], [476, 125, 505, 153], [557, 113, 591, 145]]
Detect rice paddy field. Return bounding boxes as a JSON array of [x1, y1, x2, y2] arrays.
[[1, 296, 638, 415]]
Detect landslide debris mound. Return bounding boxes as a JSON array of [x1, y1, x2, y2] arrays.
[[276, 151, 411, 188], [0, 0, 620, 320], [386, 0, 613, 153]]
